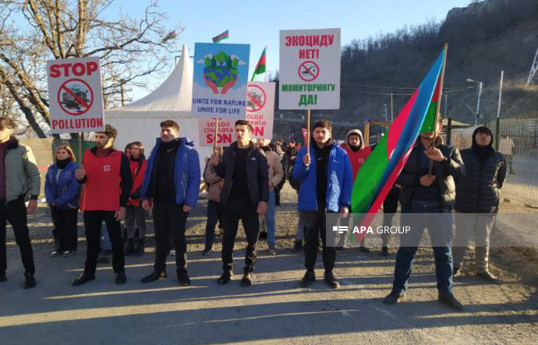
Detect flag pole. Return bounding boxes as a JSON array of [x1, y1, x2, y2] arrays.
[[429, 43, 448, 175]]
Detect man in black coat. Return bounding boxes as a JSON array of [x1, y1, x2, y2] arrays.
[[209, 120, 269, 287], [383, 124, 466, 311], [452, 126, 506, 281]]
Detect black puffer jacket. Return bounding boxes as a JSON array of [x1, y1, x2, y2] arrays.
[[215, 142, 269, 207], [397, 141, 466, 211], [455, 127, 507, 213]]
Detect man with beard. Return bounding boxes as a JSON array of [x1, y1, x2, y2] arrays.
[[73, 124, 132, 286], [383, 121, 466, 311], [140, 120, 200, 286]]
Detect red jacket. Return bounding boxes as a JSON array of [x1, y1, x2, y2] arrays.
[[127, 157, 147, 207], [341, 143, 372, 182]]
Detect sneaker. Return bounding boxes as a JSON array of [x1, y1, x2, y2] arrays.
[[383, 290, 406, 304], [300, 270, 316, 288], [177, 271, 191, 286], [240, 272, 253, 287], [115, 271, 127, 285], [217, 270, 233, 285], [381, 246, 389, 256], [293, 240, 303, 252], [476, 270, 498, 282], [268, 246, 277, 256], [50, 250, 61, 257], [202, 247, 213, 256], [62, 250, 74, 257], [23, 273, 37, 289], [438, 292, 464, 311], [170, 249, 176, 256], [323, 271, 340, 289]]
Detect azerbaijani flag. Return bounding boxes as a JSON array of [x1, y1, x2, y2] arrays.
[[350, 47, 447, 244], [251, 47, 267, 81], [212, 30, 229, 43]]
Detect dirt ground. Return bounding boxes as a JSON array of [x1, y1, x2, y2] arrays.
[[0, 184, 537, 345]]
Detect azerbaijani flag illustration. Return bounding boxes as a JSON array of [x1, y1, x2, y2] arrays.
[[212, 30, 229, 43], [250, 47, 267, 81], [350, 47, 447, 244]]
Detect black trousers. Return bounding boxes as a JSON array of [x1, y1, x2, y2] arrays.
[[83, 211, 124, 275], [51, 207, 78, 251], [0, 198, 35, 274], [301, 209, 336, 273], [153, 202, 189, 273], [222, 198, 259, 273]]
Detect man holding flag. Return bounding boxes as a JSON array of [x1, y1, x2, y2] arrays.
[[383, 120, 466, 311]]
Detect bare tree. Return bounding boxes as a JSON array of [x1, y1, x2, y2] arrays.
[[0, 0, 181, 137]]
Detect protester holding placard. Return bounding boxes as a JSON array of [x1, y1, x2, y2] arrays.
[[209, 120, 268, 287], [72, 124, 132, 287], [293, 120, 353, 289]]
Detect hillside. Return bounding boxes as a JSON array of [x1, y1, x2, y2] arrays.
[[275, 0, 538, 140]]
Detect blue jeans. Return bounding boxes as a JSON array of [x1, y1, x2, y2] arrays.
[[393, 200, 454, 295], [259, 191, 276, 247]]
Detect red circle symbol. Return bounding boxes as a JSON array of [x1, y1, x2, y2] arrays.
[[246, 84, 267, 112], [57, 79, 94, 116], [298, 61, 319, 82]]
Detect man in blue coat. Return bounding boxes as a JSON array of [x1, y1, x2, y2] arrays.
[[293, 120, 353, 289], [140, 120, 200, 286]]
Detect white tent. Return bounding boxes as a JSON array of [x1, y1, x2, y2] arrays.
[[106, 45, 212, 168]]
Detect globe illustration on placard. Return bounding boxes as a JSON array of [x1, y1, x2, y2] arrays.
[[203, 51, 239, 95]]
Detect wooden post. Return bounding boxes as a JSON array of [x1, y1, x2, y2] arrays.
[[306, 109, 311, 156], [213, 117, 220, 154], [78, 132, 83, 167]]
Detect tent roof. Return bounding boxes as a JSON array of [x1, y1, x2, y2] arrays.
[[107, 44, 193, 115]]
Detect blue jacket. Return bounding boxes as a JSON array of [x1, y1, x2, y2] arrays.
[[44, 161, 81, 209], [141, 137, 200, 207], [293, 142, 353, 212]]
